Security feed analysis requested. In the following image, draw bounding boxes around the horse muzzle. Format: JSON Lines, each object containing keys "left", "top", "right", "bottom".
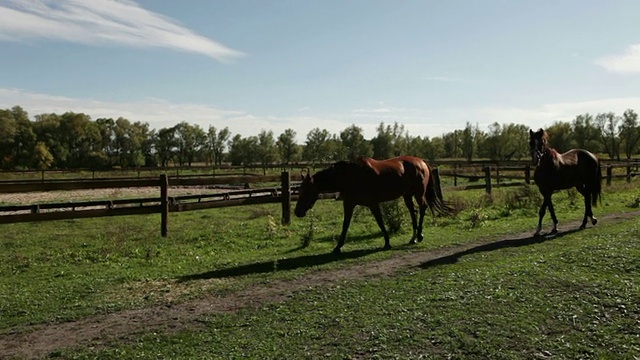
{"left": 294, "top": 208, "right": 307, "bottom": 218}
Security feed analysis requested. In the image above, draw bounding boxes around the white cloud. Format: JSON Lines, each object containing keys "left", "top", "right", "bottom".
{"left": 595, "top": 44, "right": 640, "bottom": 74}
{"left": 0, "top": 0, "right": 244, "bottom": 62}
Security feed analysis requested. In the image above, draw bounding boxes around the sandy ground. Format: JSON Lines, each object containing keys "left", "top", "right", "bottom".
{"left": 0, "top": 187, "right": 208, "bottom": 205}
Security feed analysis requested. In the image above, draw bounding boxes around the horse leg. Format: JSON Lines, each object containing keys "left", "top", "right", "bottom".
{"left": 579, "top": 189, "right": 590, "bottom": 229}
{"left": 547, "top": 195, "right": 559, "bottom": 234}
{"left": 416, "top": 203, "right": 427, "bottom": 243}
{"left": 534, "top": 197, "right": 547, "bottom": 237}
{"left": 334, "top": 201, "right": 355, "bottom": 254}
{"left": 369, "top": 203, "right": 391, "bottom": 250}
{"left": 403, "top": 195, "right": 418, "bottom": 244}
{"left": 580, "top": 187, "right": 598, "bottom": 228}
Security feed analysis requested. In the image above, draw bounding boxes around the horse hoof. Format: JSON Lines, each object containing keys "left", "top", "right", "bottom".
{"left": 332, "top": 247, "right": 341, "bottom": 255}
{"left": 383, "top": 244, "right": 392, "bottom": 250}
{"left": 592, "top": 218, "right": 598, "bottom": 226}
{"left": 408, "top": 239, "right": 416, "bottom": 245}
{"left": 417, "top": 235, "right": 424, "bottom": 243}
{"left": 579, "top": 225, "right": 586, "bottom": 230}
{"left": 550, "top": 229, "right": 558, "bottom": 234}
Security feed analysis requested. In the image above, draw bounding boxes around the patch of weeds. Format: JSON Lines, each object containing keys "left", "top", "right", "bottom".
{"left": 380, "top": 199, "right": 406, "bottom": 234}
{"left": 248, "top": 207, "right": 273, "bottom": 220}
{"left": 502, "top": 185, "right": 541, "bottom": 211}
{"left": 265, "top": 215, "right": 279, "bottom": 239}
{"left": 467, "top": 209, "right": 488, "bottom": 228}
{"left": 627, "top": 194, "right": 640, "bottom": 208}
{"left": 566, "top": 188, "right": 579, "bottom": 208}
{"left": 300, "top": 212, "right": 317, "bottom": 248}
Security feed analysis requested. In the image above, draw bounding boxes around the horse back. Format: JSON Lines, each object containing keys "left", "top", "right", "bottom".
{"left": 535, "top": 148, "right": 599, "bottom": 190}
{"left": 350, "top": 156, "right": 430, "bottom": 203}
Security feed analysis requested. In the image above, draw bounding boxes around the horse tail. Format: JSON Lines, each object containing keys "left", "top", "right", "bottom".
{"left": 592, "top": 160, "right": 602, "bottom": 207}
{"left": 426, "top": 164, "right": 454, "bottom": 217}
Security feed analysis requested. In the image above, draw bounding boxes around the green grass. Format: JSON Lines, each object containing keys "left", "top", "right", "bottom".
{"left": 1, "top": 180, "right": 639, "bottom": 358}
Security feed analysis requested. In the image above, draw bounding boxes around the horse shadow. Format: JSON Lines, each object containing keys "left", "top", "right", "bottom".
{"left": 418, "top": 228, "right": 582, "bottom": 270}
{"left": 178, "top": 247, "right": 381, "bottom": 282}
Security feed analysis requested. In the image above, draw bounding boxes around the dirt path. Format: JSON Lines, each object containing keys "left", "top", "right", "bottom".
{"left": 1, "top": 210, "right": 638, "bottom": 359}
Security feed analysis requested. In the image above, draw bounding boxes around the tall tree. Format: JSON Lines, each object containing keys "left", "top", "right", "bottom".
{"left": 155, "top": 127, "right": 176, "bottom": 167}
{"left": 303, "top": 128, "right": 333, "bottom": 164}
{"left": 257, "top": 130, "right": 278, "bottom": 166}
{"left": 206, "top": 126, "right": 231, "bottom": 166}
{"left": 546, "top": 121, "right": 573, "bottom": 153}
{"left": 596, "top": 112, "right": 621, "bottom": 160}
{"left": 276, "top": 129, "right": 300, "bottom": 164}
{"left": 339, "top": 124, "right": 372, "bottom": 161}
{"left": 619, "top": 109, "right": 640, "bottom": 159}
{"left": 571, "top": 113, "right": 601, "bottom": 153}
{"left": 0, "top": 108, "right": 17, "bottom": 168}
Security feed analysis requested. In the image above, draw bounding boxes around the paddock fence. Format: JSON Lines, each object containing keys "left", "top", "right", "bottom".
{"left": 0, "top": 160, "right": 637, "bottom": 235}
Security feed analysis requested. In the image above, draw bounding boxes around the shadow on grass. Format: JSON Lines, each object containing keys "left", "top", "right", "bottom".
{"left": 418, "top": 228, "right": 583, "bottom": 269}
{"left": 178, "top": 247, "right": 382, "bottom": 282}
{"left": 285, "top": 231, "right": 394, "bottom": 253}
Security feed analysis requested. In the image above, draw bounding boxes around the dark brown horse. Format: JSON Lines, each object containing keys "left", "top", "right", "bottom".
{"left": 529, "top": 129, "right": 601, "bottom": 236}
{"left": 294, "top": 156, "right": 452, "bottom": 254}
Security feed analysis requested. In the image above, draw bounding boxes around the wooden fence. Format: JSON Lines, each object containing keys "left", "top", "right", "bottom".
{"left": 0, "top": 172, "right": 340, "bottom": 236}
{"left": 0, "top": 161, "right": 636, "bottom": 235}
{"left": 439, "top": 162, "right": 638, "bottom": 194}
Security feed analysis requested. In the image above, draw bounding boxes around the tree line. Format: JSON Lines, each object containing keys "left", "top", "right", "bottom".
{"left": 0, "top": 105, "right": 638, "bottom": 170}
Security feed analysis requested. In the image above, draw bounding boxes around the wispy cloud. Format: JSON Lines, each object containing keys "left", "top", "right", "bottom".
{"left": 595, "top": 44, "right": 640, "bottom": 74}
{"left": 0, "top": 0, "right": 245, "bottom": 62}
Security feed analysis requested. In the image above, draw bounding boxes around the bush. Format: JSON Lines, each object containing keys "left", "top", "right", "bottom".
{"left": 380, "top": 198, "right": 407, "bottom": 234}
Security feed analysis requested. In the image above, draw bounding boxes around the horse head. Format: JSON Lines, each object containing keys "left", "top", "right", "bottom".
{"left": 529, "top": 128, "right": 548, "bottom": 166}
{"left": 294, "top": 173, "right": 319, "bottom": 218}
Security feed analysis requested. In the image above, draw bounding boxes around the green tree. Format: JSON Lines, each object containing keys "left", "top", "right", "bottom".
{"left": 227, "top": 134, "right": 259, "bottom": 166}
{"left": 571, "top": 113, "right": 601, "bottom": 153}
{"left": 276, "top": 129, "right": 300, "bottom": 164}
{"left": 257, "top": 130, "right": 278, "bottom": 166}
{"left": 0, "top": 108, "right": 17, "bottom": 168}
{"left": 155, "top": 127, "right": 176, "bottom": 167}
{"left": 205, "top": 126, "right": 231, "bottom": 166}
{"left": 303, "top": 128, "right": 333, "bottom": 164}
{"left": 546, "top": 121, "right": 573, "bottom": 152}
{"left": 596, "top": 112, "right": 621, "bottom": 160}
{"left": 461, "top": 122, "right": 480, "bottom": 162}
{"left": 618, "top": 109, "right": 640, "bottom": 159}
{"left": 339, "top": 125, "right": 372, "bottom": 161}
{"left": 174, "top": 122, "right": 207, "bottom": 166}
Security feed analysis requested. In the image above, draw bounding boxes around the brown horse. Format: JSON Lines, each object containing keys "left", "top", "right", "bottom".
{"left": 529, "top": 129, "right": 601, "bottom": 236}
{"left": 294, "top": 156, "right": 452, "bottom": 254}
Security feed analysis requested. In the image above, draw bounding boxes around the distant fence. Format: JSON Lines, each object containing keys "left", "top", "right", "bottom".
{"left": 439, "top": 162, "right": 638, "bottom": 194}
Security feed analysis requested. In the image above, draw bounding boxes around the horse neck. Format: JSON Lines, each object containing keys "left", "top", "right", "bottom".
{"left": 313, "top": 169, "right": 341, "bottom": 192}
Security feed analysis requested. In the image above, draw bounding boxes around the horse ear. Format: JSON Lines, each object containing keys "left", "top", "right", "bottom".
{"left": 529, "top": 129, "right": 534, "bottom": 136}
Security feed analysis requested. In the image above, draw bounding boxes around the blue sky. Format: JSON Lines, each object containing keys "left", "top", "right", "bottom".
{"left": 1, "top": 0, "right": 639, "bottom": 141}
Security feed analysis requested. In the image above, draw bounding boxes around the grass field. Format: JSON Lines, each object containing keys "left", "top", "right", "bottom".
{"left": 1, "top": 180, "right": 639, "bottom": 359}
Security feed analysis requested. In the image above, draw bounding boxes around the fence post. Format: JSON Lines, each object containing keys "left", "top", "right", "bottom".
{"left": 484, "top": 166, "right": 492, "bottom": 194}
{"left": 627, "top": 163, "right": 632, "bottom": 183}
{"left": 453, "top": 164, "right": 458, "bottom": 187}
{"left": 160, "top": 174, "right": 169, "bottom": 237}
{"left": 525, "top": 164, "right": 531, "bottom": 184}
{"left": 606, "top": 165, "right": 612, "bottom": 186}
{"left": 281, "top": 171, "right": 291, "bottom": 225}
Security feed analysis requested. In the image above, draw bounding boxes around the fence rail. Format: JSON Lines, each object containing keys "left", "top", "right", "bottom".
{"left": 0, "top": 161, "right": 636, "bottom": 233}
